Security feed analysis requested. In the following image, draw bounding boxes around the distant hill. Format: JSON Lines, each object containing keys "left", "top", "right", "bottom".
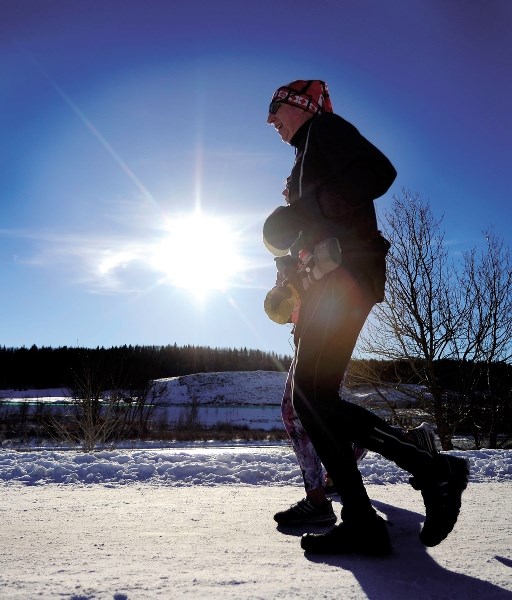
{"left": 152, "top": 371, "right": 288, "bottom": 406}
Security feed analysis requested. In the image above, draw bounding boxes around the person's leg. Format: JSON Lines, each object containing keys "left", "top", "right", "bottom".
{"left": 291, "top": 269, "right": 377, "bottom": 520}
{"left": 274, "top": 360, "right": 336, "bottom": 525}
{"left": 293, "top": 293, "right": 393, "bottom": 554}
{"left": 291, "top": 269, "right": 468, "bottom": 552}
{"left": 281, "top": 359, "right": 325, "bottom": 495}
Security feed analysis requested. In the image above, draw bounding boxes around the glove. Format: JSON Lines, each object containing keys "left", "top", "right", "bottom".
{"left": 264, "top": 283, "right": 301, "bottom": 324}
{"left": 304, "top": 238, "right": 342, "bottom": 284}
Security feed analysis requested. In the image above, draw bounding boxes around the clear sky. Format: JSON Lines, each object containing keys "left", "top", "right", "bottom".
{"left": 1, "top": 0, "right": 511, "bottom": 357}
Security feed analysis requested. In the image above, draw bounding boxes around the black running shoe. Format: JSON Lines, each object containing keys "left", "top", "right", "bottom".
{"left": 301, "top": 514, "right": 392, "bottom": 556}
{"left": 274, "top": 498, "right": 337, "bottom": 526}
{"left": 409, "top": 422, "right": 438, "bottom": 454}
{"left": 411, "top": 454, "right": 470, "bottom": 547}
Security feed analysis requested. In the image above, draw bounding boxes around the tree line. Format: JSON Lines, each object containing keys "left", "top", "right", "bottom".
{"left": 0, "top": 344, "right": 292, "bottom": 391}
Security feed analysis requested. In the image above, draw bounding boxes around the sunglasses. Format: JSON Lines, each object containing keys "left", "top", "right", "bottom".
{"left": 268, "top": 100, "right": 283, "bottom": 115}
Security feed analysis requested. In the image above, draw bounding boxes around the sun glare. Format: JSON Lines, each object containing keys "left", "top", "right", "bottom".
{"left": 151, "top": 211, "right": 244, "bottom": 297}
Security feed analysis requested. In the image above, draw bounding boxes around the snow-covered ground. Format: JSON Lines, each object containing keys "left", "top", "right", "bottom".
{"left": 0, "top": 444, "right": 510, "bottom": 487}
{"left": 1, "top": 444, "right": 511, "bottom": 599}
{"left": 1, "top": 372, "right": 511, "bottom": 599}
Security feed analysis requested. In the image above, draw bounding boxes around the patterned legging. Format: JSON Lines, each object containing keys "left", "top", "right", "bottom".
{"left": 281, "top": 358, "right": 325, "bottom": 492}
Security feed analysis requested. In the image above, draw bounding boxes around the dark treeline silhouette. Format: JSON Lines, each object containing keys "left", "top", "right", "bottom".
{"left": 0, "top": 344, "right": 292, "bottom": 390}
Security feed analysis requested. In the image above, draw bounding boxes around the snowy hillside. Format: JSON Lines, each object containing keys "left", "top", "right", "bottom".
{"left": 0, "top": 371, "right": 288, "bottom": 406}
{"left": 151, "top": 370, "right": 287, "bottom": 405}
{"left": 0, "top": 370, "right": 427, "bottom": 407}
{"left": 150, "top": 371, "right": 428, "bottom": 409}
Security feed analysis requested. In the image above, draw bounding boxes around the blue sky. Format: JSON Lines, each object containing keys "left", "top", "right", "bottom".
{"left": 1, "top": 0, "right": 511, "bottom": 357}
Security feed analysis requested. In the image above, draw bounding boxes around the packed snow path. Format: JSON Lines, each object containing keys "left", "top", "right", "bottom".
{"left": 1, "top": 483, "right": 511, "bottom": 600}
{"left": 1, "top": 445, "right": 511, "bottom": 599}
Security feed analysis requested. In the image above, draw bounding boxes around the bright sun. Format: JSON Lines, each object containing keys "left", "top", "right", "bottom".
{"left": 151, "top": 211, "right": 244, "bottom": 296}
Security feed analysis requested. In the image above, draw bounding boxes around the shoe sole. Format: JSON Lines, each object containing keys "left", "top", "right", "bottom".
{"left": 301, "top": 522, "right": 392, "bottom": 556}
{"left": 275, "top": 515, "right": 337, "bottom": 526}
{"left": 301, "top": 538, "right": 392, "bottom": 556}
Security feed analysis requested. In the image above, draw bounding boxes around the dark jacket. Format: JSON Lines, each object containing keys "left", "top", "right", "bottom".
{"left": 264, "top": 112, "right": 397, "bottom": 301}
{"left": 264, "top": 113, "right": 396, "bottom": 252}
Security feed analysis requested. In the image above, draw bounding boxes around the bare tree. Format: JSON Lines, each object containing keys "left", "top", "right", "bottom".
{"left": 362, "top": 190, "right": 464, "bottom": 447}
{"left": 362, "top": 190, "right": 512, "bottom": 449}
{"left": 453, "top": 231, "right": 512, "bottom": 447}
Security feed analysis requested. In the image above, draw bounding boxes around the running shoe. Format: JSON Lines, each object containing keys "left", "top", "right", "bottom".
{"left": 274, "top": 497, "right": 337, "bottom": 526}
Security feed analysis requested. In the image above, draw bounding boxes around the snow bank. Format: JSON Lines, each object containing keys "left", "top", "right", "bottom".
{"left": 1, "top": 444, "right": 510, "bottom": 487}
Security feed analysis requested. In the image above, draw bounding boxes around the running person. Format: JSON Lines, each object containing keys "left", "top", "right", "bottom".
{"left": 263, "top": 80, "right": 469, "bottom": 555}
